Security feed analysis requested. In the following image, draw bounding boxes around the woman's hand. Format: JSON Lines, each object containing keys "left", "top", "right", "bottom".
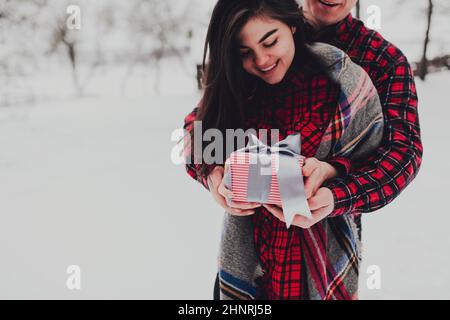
{"left": 263, "top": 187, "right": 335, "bottom": 229}
{"left": 207, "top": 163, "right": 261, "bottom": 216}
{"left": 302, "top": 157, "right": 338, "bottom": 199}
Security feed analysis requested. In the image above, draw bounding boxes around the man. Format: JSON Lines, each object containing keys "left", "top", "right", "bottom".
{"left": 288, "top": 0, "right": 423, "bottom": 221}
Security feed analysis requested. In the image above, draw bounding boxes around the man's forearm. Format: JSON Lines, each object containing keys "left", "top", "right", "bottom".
{"left": 325, "top": 61, "right": 423, "bottom": 216}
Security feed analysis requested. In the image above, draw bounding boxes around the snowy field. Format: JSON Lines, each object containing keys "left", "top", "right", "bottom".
{"left": 1, "top": 70, "right": 449, "bottom": 299}
{"left": 1, "top": 0, "right": 450, "bottom": 300}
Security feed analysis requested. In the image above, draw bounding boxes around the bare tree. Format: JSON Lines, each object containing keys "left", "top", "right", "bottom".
{"left": 418, "top": 0, "right": 434, "bottom": 80}
{"left": 44, "top": 1, "right": 106, "bottom": 96}
{"left": 395, "top": 0, "right": 450, "bottom": 80}
{"left": 355, "top": 0, "right": 361, "bottom": 19}
{"left": 0, "top": 0, "right": 49, "bottom": 106}
{"left": 122, "top": 0, "right": 197, "bottom": 95}
{"left": 48, "top": 16, "right": 83, "bottom": 94}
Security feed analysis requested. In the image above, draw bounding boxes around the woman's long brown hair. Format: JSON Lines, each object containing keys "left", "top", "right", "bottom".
{"left": 191, "top": 0, "right": 327, "bottom": 179}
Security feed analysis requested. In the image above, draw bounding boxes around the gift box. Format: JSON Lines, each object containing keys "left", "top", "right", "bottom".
{"left": 223, "top": 133, "right": 312, "bottom": 228}
{"left": 228, "top": 152, "right": 305, "bottom": 207}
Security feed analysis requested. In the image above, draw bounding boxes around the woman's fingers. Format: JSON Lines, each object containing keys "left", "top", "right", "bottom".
{"left": 210, "top": 159, "right": 257, "bottom": 216}
{"left": 224, "top": 158, "right": 231, "bottom": 173}
{"left": 291, "top": 215, "right": 314, "bottom": 229}
{"left": 207, "top": 167, "right": 224, "bottom": 191}
{"left": 225, "top": 203, "right": 255, "bottom": 216}
{"left": 293, "top": 207, "right": 329, "bottom": 228}
{"left": 310, "top": 206, "right": 331, "bottom": 220}
{"left": 215, "top": 186, "right": 256, "bottom": 216}
{"left": 217, "top": 170, "right": 261, "bottom": 209}
{"left": 228, "top": 201, "right": 261, "bottom": 209}
{"left": 304, "top": 167, "right": 323, "bottom": 199}
{"left": 217, "top": 179, "right": 233, "bottom": 199}
{"left": 213, "top": 191, "right": 253, "bottom": 215}
{"left": 211, "top": 187, "right": 230, "bottom": 208}
{"left": 307, "top": 188, "right": 332, "bottom": 211}
{"left": 303, "top": 158, "right": 320, "bottom": 199}
{"left": 308, "top": 194, "right": 326, "bottom": 211}
{"left": 206, "top": 165, "right": 256, "bottom": 217}
{"left": 228, "top": 208, "right": 255, "bottom": 216}
{"left": 302, "top": 157, "right": 319, "bottom": 177}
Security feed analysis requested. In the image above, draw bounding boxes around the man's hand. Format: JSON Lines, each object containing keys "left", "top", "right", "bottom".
{"left": 263, "top": 187, "right": 335, "bottom": 229}
{"left": 207, "top": 164, "right": 261, "bottom": 216}
{"left": 302, "top": 157, "right": 337, "bottom": 199}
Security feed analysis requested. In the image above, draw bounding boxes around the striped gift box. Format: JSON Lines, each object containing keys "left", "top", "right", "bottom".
{"left": 229, "top": 151, "right": 305, "bottom": 206}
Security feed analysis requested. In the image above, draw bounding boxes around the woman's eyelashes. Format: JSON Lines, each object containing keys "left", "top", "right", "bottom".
{"left": 263, "top": 38, "right": 278, "bottom": 48}
{"left": 239, "top": 39, "right": 278, "bottom": 57}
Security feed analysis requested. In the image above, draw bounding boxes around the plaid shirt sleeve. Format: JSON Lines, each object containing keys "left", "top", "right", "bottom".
{"left": 183, "top": 107, "right": 217, "bottom": 191}
{"left": 324, "top": 59, "right": 423, "bottom": 217}
{"left": 326, "top": 156, "right": 353, "bottom": 177}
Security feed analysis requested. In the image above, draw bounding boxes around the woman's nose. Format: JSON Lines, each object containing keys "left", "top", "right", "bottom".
{"left": 254, "top": 52, "right": 269, "bottom": 67}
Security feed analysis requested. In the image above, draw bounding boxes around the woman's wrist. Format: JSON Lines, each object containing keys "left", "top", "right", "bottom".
{"left": 325, "top": 162, "right": 338, "bottom": 180}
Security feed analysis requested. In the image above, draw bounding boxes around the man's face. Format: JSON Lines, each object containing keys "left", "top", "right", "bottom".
{"left": 303, "top": 0, "right": 357, "bottom": 28}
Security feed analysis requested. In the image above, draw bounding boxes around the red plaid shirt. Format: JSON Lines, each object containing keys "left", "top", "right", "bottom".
{"left": 312, "top": 14, "right": 423, "bottom": 217}
{"left": 183, "top": 14, "right": 422, "bottom": 299}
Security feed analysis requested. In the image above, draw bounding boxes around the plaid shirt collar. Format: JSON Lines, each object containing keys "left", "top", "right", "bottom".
{"left": 304, "top": 13, "right": 355, "bottom": 44}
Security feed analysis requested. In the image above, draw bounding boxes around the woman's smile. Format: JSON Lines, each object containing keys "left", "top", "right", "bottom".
{"left": 258, "top": 59, "right": 280, "bottom": 74}
{"left": 317, "top": 0, "right": 342, "bottom": 8}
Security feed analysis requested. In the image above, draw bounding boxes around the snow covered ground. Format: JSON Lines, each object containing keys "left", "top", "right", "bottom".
{"left": 1, "top": 70, "right": 449, "bottom": 299}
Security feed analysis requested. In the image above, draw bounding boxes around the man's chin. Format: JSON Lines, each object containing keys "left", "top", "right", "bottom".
{"left": 315, "top": 14, "right": 342, "bottom": 27}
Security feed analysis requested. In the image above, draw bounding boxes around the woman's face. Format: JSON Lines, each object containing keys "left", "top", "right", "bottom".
{"left": 303, "top": 0, "right": 357, "bottom": 29}
{"left": 237, "top": 16, "right": 296, "bottom": 85}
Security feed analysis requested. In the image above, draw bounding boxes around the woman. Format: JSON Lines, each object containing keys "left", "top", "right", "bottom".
{"left": 183, "top": 0, "right": 383, "bottom": 299}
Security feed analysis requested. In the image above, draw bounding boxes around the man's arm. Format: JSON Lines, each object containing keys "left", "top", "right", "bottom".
{"left": 324, "top": 59, "right": 423, "bottom": 216}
